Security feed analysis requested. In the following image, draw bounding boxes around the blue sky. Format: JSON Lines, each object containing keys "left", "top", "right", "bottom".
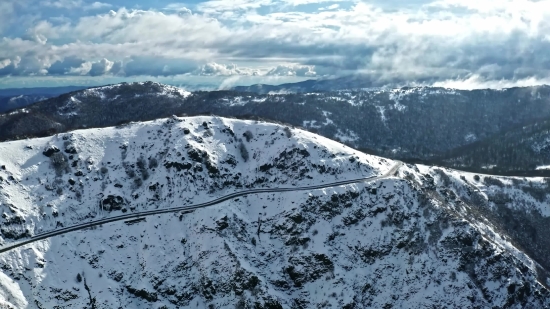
{"left": 1, "top": 0, "right": 550, "bottom": 89}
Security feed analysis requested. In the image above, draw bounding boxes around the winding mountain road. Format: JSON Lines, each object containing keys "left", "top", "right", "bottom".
{"left": 0, "top": 162, "right": 402, "bottom": 254}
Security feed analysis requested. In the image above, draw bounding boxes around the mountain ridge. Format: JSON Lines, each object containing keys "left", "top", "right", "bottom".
{"left": 2, "top": 81, "right": 550, "bottom": 174}
{"left": 0, "top": 116, "right": 549, "bottom": 308}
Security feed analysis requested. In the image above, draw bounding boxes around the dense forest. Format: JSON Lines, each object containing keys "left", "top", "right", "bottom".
{"left": 433, "top": 117, "right": 550, "bottom": 176}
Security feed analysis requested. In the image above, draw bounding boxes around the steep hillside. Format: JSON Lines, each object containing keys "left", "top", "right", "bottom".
{"left": 2, "top": 82, "right": 550, "bottom": 164}
{"left": 436, "top": 117, "right": 550, "bottom": 175}
{"left": 0, "top": 117, "right": 549, "bottom": 308}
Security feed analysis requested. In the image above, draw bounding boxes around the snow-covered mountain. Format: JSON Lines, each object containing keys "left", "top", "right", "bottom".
{"left": 0, "top": 116, "right": 549, "bottom": 308}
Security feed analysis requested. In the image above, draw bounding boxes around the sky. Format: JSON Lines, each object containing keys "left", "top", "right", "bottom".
{"left": 1, "top": 0, "right": 550, "bottom": 89}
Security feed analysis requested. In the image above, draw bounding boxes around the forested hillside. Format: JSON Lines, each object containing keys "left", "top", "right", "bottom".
{"left": 2, "top": 82, "right": 550, "bottom": 174}
{"left": 436, "top": 117, "right": 550, "bottom": 175}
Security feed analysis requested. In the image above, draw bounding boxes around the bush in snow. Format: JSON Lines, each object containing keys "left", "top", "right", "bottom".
{"left": 125, "top": 167, "right": 136, "bottom": 178}
{"left": 50, "top": 152, "right": 70, "bottom": 176}
{"left": 148, "top": 157, "right": 158, "bottom": 169}
{"left": 136, "top": 156, "right": 150, "bottom": 180}
{"left": 239, "top": 142, "right": 249, "bottom": 162}
{"left": 243, "top": 130, "right": 254, "bottom": 142}
{"left": 284, "top": 127, "right": 292, "bottom": 138}
{"left": 484, "top": 176, "right": 504, "bottom": 188}
{"left": 136, "top": 156, "right": 146, "bottom": 170}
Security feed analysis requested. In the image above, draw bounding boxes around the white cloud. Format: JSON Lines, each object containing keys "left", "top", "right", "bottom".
{"left": 194, "top": 62, "right": 260, "bottom": 76}
{"left": 0, "top": 59, "right": 12, "bottom": 70}
{"left": 266, "top": 64, "right": 316, "bottom": 77}
{"left": 40, "top": 0, "right": 111, "bottom": 10}
{"left": 432, "top": 74, "right": 550, "bottom": 90}
{"left": 281, "top": 0, "right": 345, "bottom": 6}
{"left": 40, "top": 0, "right": 84, "bottom": 9}
{"left": 164, "top": 3, "right": 193, "bottom": 15}
{"left": 196, "top": 0, "right": 274, "bottom": 14}
{"left": 319, "top": 4, "right": 340, "bottom": 10}
{"left": 67, "top": 61, "right": 92, "bottom": 75}
{"left": 0, "top": 0, "right": 549, "bottom": 88}
{"left": 89, "top": 58, "right": 114, "bottom": 76}
{"left": 85, "top": 2, "right": 112, "bottom": 10}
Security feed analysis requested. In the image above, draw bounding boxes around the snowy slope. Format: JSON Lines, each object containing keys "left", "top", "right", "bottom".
{"left": 0, "top": 117, "right": 548, "bottom": 308}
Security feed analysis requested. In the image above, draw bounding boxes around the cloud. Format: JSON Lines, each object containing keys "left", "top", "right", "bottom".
{"left": 122, "top": 57, "right": 196, "bottom": 77}
{"left": 89, "top": 58, "right": 114, "bottom": 76}
{"left": 431, "top": 74, "right": 550, "bottom": 90}
{"left": 85, "top": 2, "right": 112, "bottom": 10}
{"left": 48, "top": 56, "right": 86, "bottom": 75}
{"left": 319, "top": 4, "right": 340, "bottom": 10}
{"left": 281, "top": 0, "right": 345, "bottom": 6}
{"left": 67, "top": 61, "right": 92, "bottom": 75}
{"left": 1, "top": 0, "right": 550, "bottom": 88}
{"left": 40, "top": 0, "right": 112, "bottom": 10}
{"left": 164, "top": 3, "right": 193, "bottom": 15}
{"left": 0, "top": 58, "right": 18, "bottom": 76}
{"left": 194, "top": 62, "right": 260, "bottom": 76}
{"left": 0, "top": 0, "right": 34, "bottom": 35}
{"left": 266, "top": 64, "right": 316, "bottom": 77}
{"left": 0, "top": 2, "right": 15, "bottom": 34}
{"left": 0, "top": 54, "right": 54, "bottom": 77}
{"left": 196, "top": 0, "right": 274, "bottom": 14}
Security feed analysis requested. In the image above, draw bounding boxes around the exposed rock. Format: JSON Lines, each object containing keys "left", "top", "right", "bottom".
{"left": 42, "top": 145, "right": 60, "bottom": 157}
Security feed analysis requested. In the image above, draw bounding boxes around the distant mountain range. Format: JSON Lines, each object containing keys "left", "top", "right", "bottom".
{"left": 0, "top": 86, "right": 87, "bottom": 113}
{"left": 2, "top": 81, "right": 550, "bottom": 175}
{"left": 231, "top": 75, "right": 381, "bottom": 94}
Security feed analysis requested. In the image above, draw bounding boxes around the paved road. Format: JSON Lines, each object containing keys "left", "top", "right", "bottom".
{"left": 0, "top": 162, "right": 402, "bottom": 254}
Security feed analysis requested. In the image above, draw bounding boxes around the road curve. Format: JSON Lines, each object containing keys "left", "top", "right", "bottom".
{"left": 0, "top": 162, "right": 402, "bottom": 254}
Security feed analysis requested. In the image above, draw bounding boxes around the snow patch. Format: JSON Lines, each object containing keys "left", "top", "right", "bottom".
{"left": 322, "top": 111, "right": 334, "bottom": 126}
{"left": 376, "top": 106, "right": 387, "bottom": 124}
{"left": 335, "top": 129, "right": 359, "bottom": 143}
{"left": 465, "top": 133, "right": 477, "bottom": 142}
